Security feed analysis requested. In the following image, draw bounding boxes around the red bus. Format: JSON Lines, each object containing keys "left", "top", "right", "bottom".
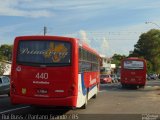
{"left": 120, "top": 57, "right": 146, "bottom": 88}
{"left": 10, "top": 36, "right": 100, "bottom": 109}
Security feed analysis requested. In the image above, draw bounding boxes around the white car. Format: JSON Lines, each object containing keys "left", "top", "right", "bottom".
{"left": 0, "top": 76, "right": 10, "bottom": 96}
{"left": 111, "top": 74, "right": 118, "bottom": 83}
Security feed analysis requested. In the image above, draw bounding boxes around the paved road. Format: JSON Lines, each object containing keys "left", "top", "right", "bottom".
{"left": 0, "top": 80, "right": 160, "bottom": 120}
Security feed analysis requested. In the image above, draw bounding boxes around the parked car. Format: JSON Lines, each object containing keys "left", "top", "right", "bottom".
{"left": 100, "top": 74, "right": 112, "bottom": 84}
{"left": 110, "top": 74, "right": 118, "bottom": 83}
{"left": 117, "top": 74, "right": 121, "bottom": 82}
{"left": 147, "top": 74, "right": 158, "bottom": 80}
{"left": 0, "top": 76, "right": 10, "bottom": 96}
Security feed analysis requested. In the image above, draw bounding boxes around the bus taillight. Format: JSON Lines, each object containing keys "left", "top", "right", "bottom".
{"left": 11, "top": 83, "right": 16, "bottom": 94}
{"left": 68, "top": 84, "right": 76, "bottom": 96}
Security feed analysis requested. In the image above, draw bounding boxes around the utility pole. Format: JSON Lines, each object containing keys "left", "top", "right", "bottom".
{"left": 44, "top": 26, "right": 47, "bottom": 35}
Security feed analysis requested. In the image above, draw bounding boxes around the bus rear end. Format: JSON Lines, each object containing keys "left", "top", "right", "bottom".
{"left": 120, "top": 58, "right": 146, "bottom": 87}
{"left": 10, "top": 36, "right": 78, "bottom": 107}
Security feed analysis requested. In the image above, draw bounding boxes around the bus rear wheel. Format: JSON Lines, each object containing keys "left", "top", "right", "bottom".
{"left": 81, "top": 94, "right": 88, "bottom": 109}
{"left": 92, "top": 85, "right": 98, "bottom": 99}
{"left": 139, "top": 85, "right": 145, "bottom": 88}
{"left": 122, "top": 84, "right": 126, "bottom": 88}
{"left": 92, "top": 92, "right": 97, "bottom": 99}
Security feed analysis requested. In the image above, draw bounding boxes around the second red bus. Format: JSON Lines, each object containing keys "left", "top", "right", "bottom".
{"left": 120, "top": 57, "right": 146, "bottom": 88}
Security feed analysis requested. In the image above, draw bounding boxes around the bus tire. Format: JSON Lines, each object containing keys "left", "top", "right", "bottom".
{"left": 92, "top": 85, "right": 98, "bottom": 99}
{"left": 122, "top": 84, "right": 125, "bottom": 88}
{"left": 71, "top": 107, "right": 76, "bottom": 110}
{"left": 92, "top": 94, "right": 97, "bottom": 99}
{"left": 81, "top": 94, "right": 88, "bottom": 109}
{"left": 139, "top": 85, "right": 145, "bottom": 88}
{"left": 31, "top": 105, "right": 43, "bottom": 110}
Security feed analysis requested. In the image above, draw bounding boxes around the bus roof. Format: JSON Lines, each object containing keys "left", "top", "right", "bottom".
{"left": 123, "top": 57, "right": 146, "bottom": 61}
{"left": 15, "top": 35, "right": 77, "bottom": 41}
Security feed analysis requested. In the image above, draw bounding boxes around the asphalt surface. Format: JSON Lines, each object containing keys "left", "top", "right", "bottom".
{"left": 0, "top": 80, "right": 160, "bottom": 120}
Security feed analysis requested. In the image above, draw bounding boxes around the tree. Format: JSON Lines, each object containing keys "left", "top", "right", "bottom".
{"left": 0, "top": 44, "right": 13, "bottom": 61}
{"left": 147, "top": 60, "right": 153, "bottom": 73}
{"left": 132, "top": 29, "right": 160, "bottom": 73}
{"left": 0, "top": 62, "right": 5, "bottom": 75}
{"left": 111, "top": 54, "right": 127, "bottom": 67}
{"left": 0, "top": 44, "right": 13, "bottom": 75}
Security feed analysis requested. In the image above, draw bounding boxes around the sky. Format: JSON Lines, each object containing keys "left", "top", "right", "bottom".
{"left": 0, "top": 0, "right": 160, "bottom": 57}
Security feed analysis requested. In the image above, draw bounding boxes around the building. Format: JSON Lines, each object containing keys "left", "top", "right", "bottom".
{"left": 100, "top": 54, "right": 111, "bottom": 74}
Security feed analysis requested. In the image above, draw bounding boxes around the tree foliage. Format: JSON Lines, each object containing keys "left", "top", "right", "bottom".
{"left": 131, "top": 29, "right": 160, "bottom": 73}
{"left": 0, "top": 62, "right": 5, "bottom": 75}
{"left": 0, "top": 44, "right": 13, "bottom": 61}
{"left": 111, "top": 54, "right": 127, "bottom": 67}
{"left": 0, "top": 44, "right": 13, "bottom": 75}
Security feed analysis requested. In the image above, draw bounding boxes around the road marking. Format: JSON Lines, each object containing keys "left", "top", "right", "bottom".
{"left": 0, "top": 106, "right": 30, "bottom": 114}
{"left": 0, "top": 95, "right": 8, "bottom": 97}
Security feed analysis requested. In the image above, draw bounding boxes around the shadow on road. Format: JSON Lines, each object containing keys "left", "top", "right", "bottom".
{"left": 0, "top": 106, "right": 71, "bottom": 120}
{"left": 100, "top": 81, "right": 160, "bottom": 92}
{"left": 10, "top": 106, "right": 71, "bottom": 115}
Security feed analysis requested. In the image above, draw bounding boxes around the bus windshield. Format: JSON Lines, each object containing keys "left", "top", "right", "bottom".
{"left": 17, "top": 40, "right": 71, "bottom": 66}
{"left": 123, "top": 60, "right": 144, "bottom": 70}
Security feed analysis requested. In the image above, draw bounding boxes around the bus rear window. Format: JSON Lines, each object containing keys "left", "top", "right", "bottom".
{"left": 17, "top": 40, "right": 71, "bottom": 66}
{"left": 123, "top": 60, "right": 144, "bottom": 69}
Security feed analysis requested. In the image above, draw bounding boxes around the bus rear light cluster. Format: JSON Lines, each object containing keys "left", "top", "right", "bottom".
{"left": 68, "top": 84, "right": 76, "bottom": 96}
{"left": 11, "top": 83, "right": 16, "bottom": 94}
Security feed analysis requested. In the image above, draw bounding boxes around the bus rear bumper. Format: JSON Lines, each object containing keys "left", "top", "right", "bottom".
{"left": 121, "top": 81, "right": 145, "bottom": 85}
{"left": 11, "top": 95, "right": 77, "bottom": 107}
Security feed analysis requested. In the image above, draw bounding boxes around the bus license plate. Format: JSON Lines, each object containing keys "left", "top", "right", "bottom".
{"left": 131, "top": 78, "right": 135, "bottom": 81}
{"left": 37, "top": 89, "right": 48, "bottom": 94}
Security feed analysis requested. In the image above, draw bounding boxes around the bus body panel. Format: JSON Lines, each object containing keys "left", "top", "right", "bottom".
{"left": 120, "top": 57, "right": 146, "bottom": 86}
{"left": 11, "top": 36, "right": 99, "bottom": 108}
{"left": 12, "top": 66, "right": 73, "bottom": 98}
{"left": 76, "top": 73, "right": 99, "bottom": 107}
{"left": 11, "top": 95, "right": 77, "bottom": 107}
{"left": 121, "top": 69, "right": 146, "bottom": 85}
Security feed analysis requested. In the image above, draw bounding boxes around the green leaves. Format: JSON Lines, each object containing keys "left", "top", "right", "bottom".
{"left": 0, "top": 44, "right": 13, "bottom": 61}
{"left": 0, "top": 62, "right": 5, "bottom": 75}
{"left": 111, "top": 54, "right": 126, "bottom": 67}
{"left": 132, "top": 29, "right": 160, "bottom": 73}
{"left": 0, "top": 44, "right": 13, "bottom": 75}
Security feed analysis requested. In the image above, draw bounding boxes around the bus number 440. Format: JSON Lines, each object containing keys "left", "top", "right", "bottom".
{"left": 35, "top": 73, "right": 48, "bottom": 80}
